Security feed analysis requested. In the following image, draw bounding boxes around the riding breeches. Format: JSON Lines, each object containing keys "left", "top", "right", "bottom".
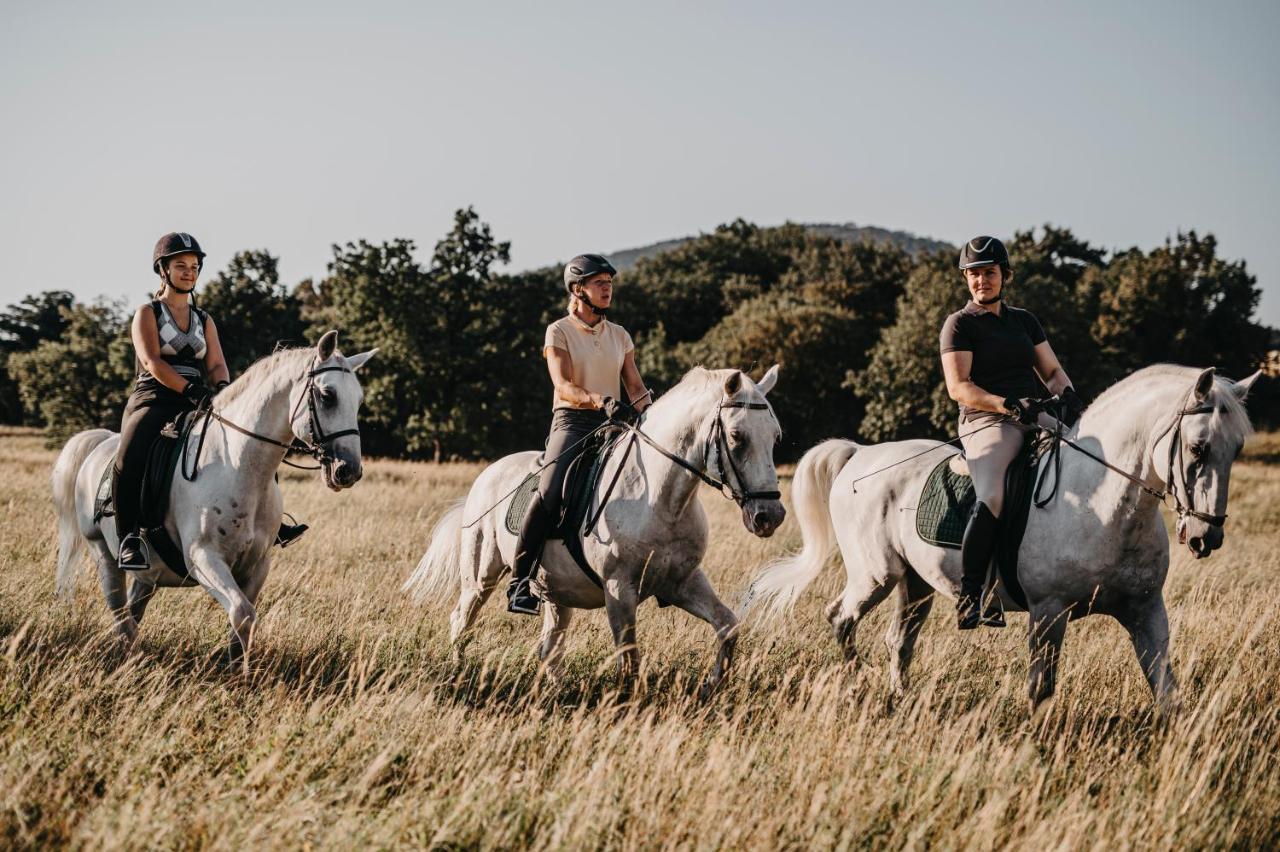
{"left": 112, "top": 389, "right": 192, "bottom": 537}
{"left": 958, "top": 411, "right": 1061, "bottom": 518}
{"left": 537, "top": 408, "right": 607, "bottom": 520}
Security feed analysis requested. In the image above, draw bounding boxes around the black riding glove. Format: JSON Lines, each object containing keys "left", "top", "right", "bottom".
{"left": 1058, "top": 387, "right": 1085, "bottom": 427}
{"left": 1003, "top": 396, "right": 1043, "bottom": 425}
{"left": 601, "top": 396, "right": 639, "bottom": 425}
{"left": 183, "top": 381, "right": 212, "bottom": 409}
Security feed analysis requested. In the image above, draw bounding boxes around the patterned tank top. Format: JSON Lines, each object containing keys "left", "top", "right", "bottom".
{"left": 135, "top": 300, "right": 209, "bottom": 386}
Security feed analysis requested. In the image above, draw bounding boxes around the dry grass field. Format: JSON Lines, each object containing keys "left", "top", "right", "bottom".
{"left": 1, "top": 426, "right": 1279, "bottom": 849}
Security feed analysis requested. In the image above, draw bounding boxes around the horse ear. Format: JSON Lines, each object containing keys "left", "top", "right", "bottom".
{"left": 1232, "top": 369, "right": 1262, "bottom": 400}
{"left": 317, "top": 330, "right": 338, "bottom": 361}
{"left": 757, "top": 364, "right": 780, "bottom": 396}
{"left": 723, "top": 370, "right": 742, "bottom": 397}
{"left": 346, "top": 348, "right": 378, "bottom": 372}
{"left": 1193, "top": 367, "right": 1216, "bottom": 403}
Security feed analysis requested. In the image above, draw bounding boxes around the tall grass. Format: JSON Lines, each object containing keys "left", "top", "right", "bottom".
{"left": 1, "top": 426, "right": 1277, "bottom": 849}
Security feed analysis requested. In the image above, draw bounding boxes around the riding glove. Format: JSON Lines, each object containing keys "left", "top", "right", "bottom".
{"left": 1058, "top": 387, "right": 1085, "bottom": 427}
{"left": 1003, "top": 396, "right": 1043, "bottom": 425}
{"left": 602, "top": 396, "right": 639, "bottom": 425}
{"left": 183, "top": 381, "right": 213, "bottom": 409}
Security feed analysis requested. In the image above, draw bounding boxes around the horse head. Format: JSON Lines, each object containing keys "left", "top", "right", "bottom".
{"left": 289, "top": 330, "right": 378, "bottom": 491}
{"left": 715, "top": 365, "right": 786, "bottom": 538}
{"left": 1162, "top": 367, "right": 1259, "bottom": 559}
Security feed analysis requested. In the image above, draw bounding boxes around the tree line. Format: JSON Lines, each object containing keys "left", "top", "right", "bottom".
{"left": 2, "top": 209, "right": 1275, "bottom": 459}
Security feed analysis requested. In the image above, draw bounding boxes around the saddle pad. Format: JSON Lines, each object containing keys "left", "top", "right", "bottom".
{"left": 915, "top": 456, "right": 976, "bottom": 549}
{"left": 505, "top": 473, "right": 540, "bottom": 536}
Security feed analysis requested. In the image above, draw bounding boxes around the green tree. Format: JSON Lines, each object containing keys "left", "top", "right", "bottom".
{"left": 198, "top": 250, "right": 306, "bottom": 375}
{"left": 8, "top": 300, "right": 133, "bottom": 444}
{"left": 0, "top": 291, "right": 75, "bottom": 423}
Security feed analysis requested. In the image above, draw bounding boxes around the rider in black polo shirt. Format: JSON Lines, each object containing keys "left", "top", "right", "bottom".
{"left": 939, "top": 236, "right": 1085, "bottom": 630}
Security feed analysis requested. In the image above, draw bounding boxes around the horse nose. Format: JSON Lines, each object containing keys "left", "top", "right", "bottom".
{"left": 333, "top": 458, "right": 362, "bottom": 487}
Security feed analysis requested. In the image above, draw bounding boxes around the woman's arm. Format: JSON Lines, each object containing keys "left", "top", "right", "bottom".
{"left": 546, "top": 346, "right": 602, "bottom": 408}
{"left": 620, "top": 351, "right": 650, "bottom": 411}
{"left": 203, "top": 315, "right": 230, "bottom": 387}
{"left": 1032, "top": 341, "right": 1072, "bottom": 395}
{"left": 941, "top": 350, "right": 1011, "bottom": 415}
{"left": 132, "top": 306, "right": 190, "bottom": 394}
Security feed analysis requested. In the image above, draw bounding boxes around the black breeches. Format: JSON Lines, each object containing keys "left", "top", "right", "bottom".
{"left": 536, "top": 408, "right": 607, "bottom": 519}
{"left": 112, "top": 391, "right": 190, "bottom": 536}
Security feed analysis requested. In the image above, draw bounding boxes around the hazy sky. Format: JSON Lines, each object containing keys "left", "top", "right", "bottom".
{"left": 3, "top": 1, "right": 1278, "bottom": 328}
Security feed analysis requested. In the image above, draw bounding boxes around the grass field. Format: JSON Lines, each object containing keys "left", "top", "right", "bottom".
{"left": 1, "top": 426, "right": 1278, "bottom": 849}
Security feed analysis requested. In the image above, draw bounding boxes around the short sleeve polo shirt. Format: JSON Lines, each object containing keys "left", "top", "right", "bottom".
{"left": 544, "top": 314, "right": 634, "bottom": 410}
{"left": 939, "top": 302, "right": 1047, "bottom": 420}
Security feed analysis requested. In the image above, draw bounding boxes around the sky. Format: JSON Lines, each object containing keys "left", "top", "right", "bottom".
{"left": 2, "top": 0, "right": 1278, "bottom": 328}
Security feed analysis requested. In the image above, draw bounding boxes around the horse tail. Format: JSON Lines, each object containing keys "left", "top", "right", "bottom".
{"left": 744, "top": 438, "right": 859, "bottom": 620}
{"left": 403, "top": 500, "right": 465, "bottom": 602}
{"left": 53, "top": 429, "right": 113, "bottom": 599}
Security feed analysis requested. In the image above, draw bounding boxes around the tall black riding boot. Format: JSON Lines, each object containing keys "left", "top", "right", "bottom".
{"left": 957, "top": 502, "right": 999, "bottom": 630}
{"left": 111, "top": 465, "right": 149, "bottom": 570}
{"left": 508, "top": 494, "right": 552, "bottom": 616}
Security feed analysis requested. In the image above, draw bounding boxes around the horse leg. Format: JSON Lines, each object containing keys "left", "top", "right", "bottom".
{"left": 1120, "top": 596, "right": 1178, "bottom": 716}
{"left": 603, "top": 578, "right": 641, "bottom": 696}
{"left": 226, "top": 555, "right": 270, "bottom": 663}
{"left": 91, "top": 540, "right": 137, "bottom": 647}
{"left": 188, "top": 545, "right": 256, "bottom": 671}
{"left": 826, "top": 567, "right": 897, "bottom": 664}
{"left": 448, "top": 522, "right": 503, "bottom": 665}
{"left": 884, "top": 568, "right": 934, "bottom": 696}
{"left": 538, "top": 603, "right": 574, "bottom": 685}
{"left": 661, "top": 567, "right": 739, "bottom": 701}
{"left": 1027, "top": 603, "right": 1070, "bottom": 713}
{"left": 126, "top": 577, "right": 157, "bottom": 628}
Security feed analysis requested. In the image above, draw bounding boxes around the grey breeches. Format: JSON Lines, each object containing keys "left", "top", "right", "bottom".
{"left": 958, "top": 412, "right": 1057, "bottom": 518}
{"left": 537, "top": 408, "right": 607, "bottom": 517}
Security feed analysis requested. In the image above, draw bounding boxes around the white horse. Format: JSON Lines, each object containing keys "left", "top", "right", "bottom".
{"left": 748, "top": 365, "right": 1259, "bottom": 713}
{"left": 52, "top": 331, "right": 375, "bottom": 663}
{"left": 406, "top": 367, "right": 786, "bottom": 696}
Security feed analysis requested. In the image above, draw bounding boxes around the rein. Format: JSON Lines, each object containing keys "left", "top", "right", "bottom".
{"left": 1034, "top": 403, "right": 1226, "bottom": 528}
{"left": 179, "top": 361, "right": 359, "bottom": 482}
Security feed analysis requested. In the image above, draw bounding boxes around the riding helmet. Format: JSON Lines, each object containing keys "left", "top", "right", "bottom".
{"left": 957, "top": 236, "right": 1010, "bottom": 271}
{"left": 563, "top": 253, "right": 617, "bottom": 295}
{"left": 152, "top": 232, "right": 206, "bottom": 274}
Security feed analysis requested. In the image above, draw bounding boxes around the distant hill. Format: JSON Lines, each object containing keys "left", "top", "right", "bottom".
{"left": 606, "top": 222, "right": 952, "bottom": 270}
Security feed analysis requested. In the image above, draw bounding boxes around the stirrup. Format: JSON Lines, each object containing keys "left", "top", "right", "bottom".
{"left": 118, "top": 534, "right": 150, "bottom": 571}
{"left": 956, "top": 594, "right": 981, "bottom": 631}
{"left": 506, "top": 577, "right": 541, "bottom": 616}
{"left": 980, "top": 600, "right": 1007, "bottom": 628}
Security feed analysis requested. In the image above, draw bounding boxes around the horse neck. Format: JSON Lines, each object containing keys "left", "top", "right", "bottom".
{"left": 635, "top": 389, "right": 717, "bottom": 517}
{"left": 210, "top": 359, "right": 303, "bottom": 478}
{"left": 1069, "top": 381, "right": 1182, "bottom": 523}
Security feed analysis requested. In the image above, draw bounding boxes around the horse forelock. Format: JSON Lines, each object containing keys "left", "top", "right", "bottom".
{"left": 1087, "top": 364, "right": 1254, "bottom": 445}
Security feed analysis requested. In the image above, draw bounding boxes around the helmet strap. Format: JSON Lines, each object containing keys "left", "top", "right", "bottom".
{"left": 159, "top": 260, "right": 197, "bottom": 294}
{"left": 574, "top": 287, "right": 609, "bottom": 317}
{"left": 977, "top": 292, "right": 1002, "bottom": 305}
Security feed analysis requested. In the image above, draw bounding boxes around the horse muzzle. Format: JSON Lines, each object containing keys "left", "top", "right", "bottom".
{"left": 324, "top": 456, "right": 363, "bottom": 491}
{"left": 742, "top": 499, "right": 786, "bottom": 538}
{"left": 1178, "top": 517, "right": 1223, "bottom": 559}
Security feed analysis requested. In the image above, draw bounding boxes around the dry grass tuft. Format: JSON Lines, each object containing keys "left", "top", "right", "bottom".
{"left": 1, "top": 429, "right": 1278, "bottom": 848}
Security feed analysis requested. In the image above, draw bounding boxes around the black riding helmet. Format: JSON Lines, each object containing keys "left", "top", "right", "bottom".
{"left": 563, "top": 253, "right": 616, "bottom": 294}
{"left": 152, "top": 232, "right": 206, "bottom": 275}
{"left": 957, "top": 236, "right": 1010, "bottom": 273}
{"left": 563, "top": 253, "right": 616, "bottom": 316}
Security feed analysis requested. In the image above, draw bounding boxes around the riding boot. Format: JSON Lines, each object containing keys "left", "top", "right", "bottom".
{"left": 275, "top": 519, "right": 309, "bottom": 548}
{"left": 957, "top": 502, "right": 999, "bottom": 630}
{"left": 508, "top": 494, "right": 552, "bottom": 616}
{"left": 111, "top": 465, "right": 149, "bottom": 571}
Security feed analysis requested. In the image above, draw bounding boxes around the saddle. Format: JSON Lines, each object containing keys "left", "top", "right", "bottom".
{"left": 505, "top": 425, "right": 634, "bottom": 589}
{"left": 915, "top": 433, "right": 1042, "bottom": 608}
{"left": 94, "top": 412, "right": 197, "bottom": 579}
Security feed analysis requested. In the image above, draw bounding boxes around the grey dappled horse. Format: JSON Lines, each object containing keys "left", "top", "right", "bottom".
{"left": 52, "top": 332, "right": 375, "bottom": 664}
{"left": 748, "top": 366, "right": 1259, "bottom": 713}
{"left": 406, "top": 367, "right": 786, "bottom": 697}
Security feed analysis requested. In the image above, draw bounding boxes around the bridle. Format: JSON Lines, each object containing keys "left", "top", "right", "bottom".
{"left": 181, "top": 359, "right": 360, "bottom": 481}
{"left": 630, "top": 398, "right": 782, "bottom": 506}
{"left": 1155, "top": 403, "right": 1227, "bottom": 528}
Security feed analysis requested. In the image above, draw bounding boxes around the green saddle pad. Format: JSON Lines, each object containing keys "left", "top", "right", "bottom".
{"left": 915, "top": 456, "right": 976, "bottom": 549}
{"left": 505, "top": 473, "right": 540, "bottom": 535}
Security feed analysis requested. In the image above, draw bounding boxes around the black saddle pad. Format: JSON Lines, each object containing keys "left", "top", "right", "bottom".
{"left": 94, "top": 412, "right": 195, "bottom": 578}
{"left": 916, "top": 437, "right": 1041, "bottom": 608}
{"left": 504, "top": 426, "right": 631, "bottom": 588}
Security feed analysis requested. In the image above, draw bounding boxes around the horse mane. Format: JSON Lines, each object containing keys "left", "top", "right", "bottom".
{"left": 652, "top": 367, "right": 757, "bottom": 411}
{"left": 215, "top": 348, "right": 314, "bottom": 408}
{"left": 1087, "top": 364, "right": 1254, "bottom": 444}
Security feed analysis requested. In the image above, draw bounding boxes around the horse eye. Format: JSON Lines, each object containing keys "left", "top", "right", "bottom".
{"left": 1190, "top": 442, "right": 1207, "bottom": 459}
{"left": 730, "top": 431, "right": 746, "bottom": 447}
{"left": 316, "top": 389, "right": 337, "bottom": 408}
